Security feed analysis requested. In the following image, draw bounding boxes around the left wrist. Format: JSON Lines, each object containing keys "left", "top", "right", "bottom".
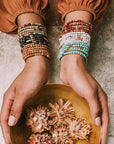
{"left": 25, "top": 56, "right": 49, "bottom": 71}
{"left": 26, "top": 55, "right": 48, "bottom": 64}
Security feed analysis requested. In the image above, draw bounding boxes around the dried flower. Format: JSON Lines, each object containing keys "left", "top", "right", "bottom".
{"left": 26, "top": 106, "right": 51, "bottom": 133}
{"left": 69, "top": 117, "right": 91, "bottom": 141}
{"left": 51, "top": 124, "right": 74, "bottom": 144}
{"left": 26, "top": 99, "right": 92, "bottom": 143}
{"left": 28, "top": 133, "right": 52, "bottom": 144}
{"left": 49, "top": 99, "right": 75, "bottom": 125}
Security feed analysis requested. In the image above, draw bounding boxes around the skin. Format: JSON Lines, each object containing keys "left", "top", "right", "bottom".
{"left": 61, "top": 11, "right": 109, "bottom": 144}
{"left": 0, "top": 11, "right": 109, "bottom": 144}
{"left": 0, "top": 13, "right": 49, "bottom": 144}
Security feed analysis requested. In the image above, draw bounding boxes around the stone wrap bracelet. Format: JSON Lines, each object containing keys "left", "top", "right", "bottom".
{"left": 58, "top": 42, "right": 89, "bottom": 60}
{"left": 59, "top": 32, "right": 91, "bottom": 47}
{"left": 58, "top": 20, "right": 93, "bottom": 62}
{"left": 18, "top": 23, "right": 50, "bottom": 61}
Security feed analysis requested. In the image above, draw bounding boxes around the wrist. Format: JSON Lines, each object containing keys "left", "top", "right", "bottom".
{"left": 60, "top": 54, "right": 86, "bottom": 74}
{"left": 65, "top": 11, "right": 92, "bottom": 24}
{"left": 25, "top": 56, "right": 49, "bottom": 70}
{"left": 26, "top": 55, "right": 48, "bottom": 64}
{"left": 61, "top": 54, "right": 85, "bottom": 65}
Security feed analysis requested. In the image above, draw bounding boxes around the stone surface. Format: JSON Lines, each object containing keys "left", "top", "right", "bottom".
{"left": 0, "top": 0, "right": 114, "bottom": 143}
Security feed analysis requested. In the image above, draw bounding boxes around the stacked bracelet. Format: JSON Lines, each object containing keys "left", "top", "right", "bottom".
{"left": 18, "top": 23, "right": 50, "bottom": 61}
{"left": 23, "top": 44, "right": 50, "bottom": 60}
{"left": 60, "top": 20, "right": 93, "bottom": 37}
{"left": 58, "top": 42, "right": 89, "bottom": 60}
{"left": 58, "top": 20, "right": 93, "bottom": 61}
{"left": 59, "top": 32, "right": 91, "bottom": 47}
{"left": 19, "top": 34, "right": 49, "bottom": 49}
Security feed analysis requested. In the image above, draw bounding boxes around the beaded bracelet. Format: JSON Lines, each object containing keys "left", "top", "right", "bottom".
{"left": 23, "top": 44, "right": 50, "bottom": 61}
{"left": 19, "top": 34, "right": 49, "bottom": 48}
{"left": 59, "top": 32, "right": 91, "bottom": 47}
{"left": 60, "top": 20, "right": 93, "bottom": 37}
{"left": 58, "top": 20, "right": 93, "bottom": 62}
{"left": 21, "top": 43, "right": 49, "bottom": 53}
{"left": 58, "top": 42, "right": 89, "bottom": 60}
{"left": 18, "top": 26, "right": 47, "bottom": 38}
{"left": 18, "top": 23, "right": 50, "bottom": 61}
{"left": 59, "top": 43, "right": 89, "bottom": 54}
{"left": 18, "top": 23, "right": 47, "bottom": 32}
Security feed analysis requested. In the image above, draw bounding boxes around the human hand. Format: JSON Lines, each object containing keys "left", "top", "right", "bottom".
{"left": 60, "top": 54, "right": 109, "bottom": 144}
{"left": 0, "top": 56, "right": 49, "bottom": 144}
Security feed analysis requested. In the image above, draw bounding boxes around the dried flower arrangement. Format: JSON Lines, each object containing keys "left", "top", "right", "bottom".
{"left": 26, "top": 106, "right": 51, "bottom": 133}
{"left": 27, "top": 133, "right": 52, "bottom": 144}
{"left": 49, "top": 99, "right": 75, "bottom": 125}
{"left": 26, "top": 99, "right": 91, "bottom": 144}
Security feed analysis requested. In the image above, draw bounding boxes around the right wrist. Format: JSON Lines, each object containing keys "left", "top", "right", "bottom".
{"left": 60, "top": 54, "right": 86, "bottom": 73}
{"left": 61, "top": 54, "right": 85, "bottom": 65}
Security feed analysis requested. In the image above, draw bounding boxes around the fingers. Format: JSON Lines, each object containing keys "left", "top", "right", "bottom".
{"left": 0, "top": 119, "right": 11, "bottom": 144}
{"left": 0, "top": 89, "right": 28, "bottom": 144}
{"left": 0, "top": 91, "right": 14, "bottom": 144}
{"left": 8, "top": 92, "right": 26, "bottom": 126}
{"left": 69, "top": 77, "right": 102, "bottom": 126}
{"left": 98, "top": 88, "right": 109, "bottom": 144}
{"left": 86, "top": 92, "right": 102, "bottom": 126}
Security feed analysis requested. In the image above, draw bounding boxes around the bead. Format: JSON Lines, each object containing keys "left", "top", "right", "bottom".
{"left": 58, "top": 20, "right": 93, "bottom": 62}
{"left": 60, "top": 20, "right": 93, "bottom": 37}
{"left": 59, "top": 32, "right": 91, "bottom": 47}
{"left": 18, "top": 23, "right": 50, "bottom": 61}
{"left": 23, "top": 44, "right": 50, "bottom": 61}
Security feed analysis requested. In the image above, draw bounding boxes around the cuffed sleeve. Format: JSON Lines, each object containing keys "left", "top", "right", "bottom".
{"left": 57, "top": 0, "right": 111, "bottom": 27}
{"left": 0, "top": 0, "right": 49, "bottom": 33}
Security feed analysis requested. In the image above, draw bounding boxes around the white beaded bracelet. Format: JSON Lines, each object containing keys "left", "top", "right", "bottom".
{"left": 59, "top": 32, "right": 91, "bottom": 47}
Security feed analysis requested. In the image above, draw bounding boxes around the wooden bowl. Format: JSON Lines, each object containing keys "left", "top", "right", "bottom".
{"left": 10, "top": 84, "right": 101, "bottom": 144}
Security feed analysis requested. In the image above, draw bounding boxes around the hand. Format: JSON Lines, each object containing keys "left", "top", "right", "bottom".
{"left": 0, "top": 56, "right": 49, "bottom": 144}
{"left": 60, "top": 54, "right": 109, "bottom": 144}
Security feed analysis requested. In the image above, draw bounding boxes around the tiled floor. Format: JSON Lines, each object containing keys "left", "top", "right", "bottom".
{"left": 0, "top": 0, "right": 114, "bottom": 143}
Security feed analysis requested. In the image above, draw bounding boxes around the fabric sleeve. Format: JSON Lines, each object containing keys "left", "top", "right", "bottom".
{"left": 57, "top": 0, "right": 111, "bottom": 27}
{"left": 0, "top": 0, "right": 49, "bottom": 33}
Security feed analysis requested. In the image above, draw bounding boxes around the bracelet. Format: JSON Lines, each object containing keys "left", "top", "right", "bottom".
{"left": 58, "top": 51, "right": 87, "bottom": 61}
{"left": 58, "top": 20, "right": 93, "bottom": 62}
{"left": 18, "top": 23, "right": 47, "bottom": 32}
{"left": 59, "top": 32, "right": 91, "bottom": 47}
{"left": 60, "top": 20, "right": 93, "bottom": 37}
{"left": 19, "top": 34, "right": 49, "bottom": 48}
{"left": 18, "top": 26, "right": 47, "bottom": 38}
{"left": 59, "top": 42, "right": 90, "bottom": 51}
{"left": 23, "top": 44, "right": 50, "bottom": 61}
{"left": 21, "top": 43, "right": 49, "bottom": 53}
{"left": 58, "top": 42, "right": 89, "bottom": 60}
{"left": 18, "top": 23, "right": 50, "bottom": 61}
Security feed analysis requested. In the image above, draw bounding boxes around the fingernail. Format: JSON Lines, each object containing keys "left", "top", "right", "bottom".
{"left": 8, "top": 115, "right": 16, "bottom": 126}
{"left": 95, "top": 117, "right": 101, "bottom": 126}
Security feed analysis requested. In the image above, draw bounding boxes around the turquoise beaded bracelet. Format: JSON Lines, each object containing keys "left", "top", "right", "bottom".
{"left": 58, "top": 42, "right": 90, "bottom": 61}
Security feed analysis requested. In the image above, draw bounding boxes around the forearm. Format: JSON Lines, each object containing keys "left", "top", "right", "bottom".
{"left": 60, "top": 10, "right": 109, "bottom": 144}
{"left": 17, "top": 13, "right": 44, "bottom": 27}
{"left": 65, "top": 11, "right": 92, "bottom": 24}
{"left": 17, "top": 13, "right": 49, "bottom": 66}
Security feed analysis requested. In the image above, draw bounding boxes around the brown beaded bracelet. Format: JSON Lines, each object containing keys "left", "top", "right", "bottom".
{"left": 60, "top": 20, "right": 93, "bottom": 37}
{"left": 23, "top": 44, "right": 50, "bottom": 61}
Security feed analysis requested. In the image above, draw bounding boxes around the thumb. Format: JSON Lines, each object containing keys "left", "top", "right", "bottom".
{"left": 87, "top": 93, "right": 102, "bottom": 127}
{"left": 8, "top": 94, "right": 26, "bottom": 126}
